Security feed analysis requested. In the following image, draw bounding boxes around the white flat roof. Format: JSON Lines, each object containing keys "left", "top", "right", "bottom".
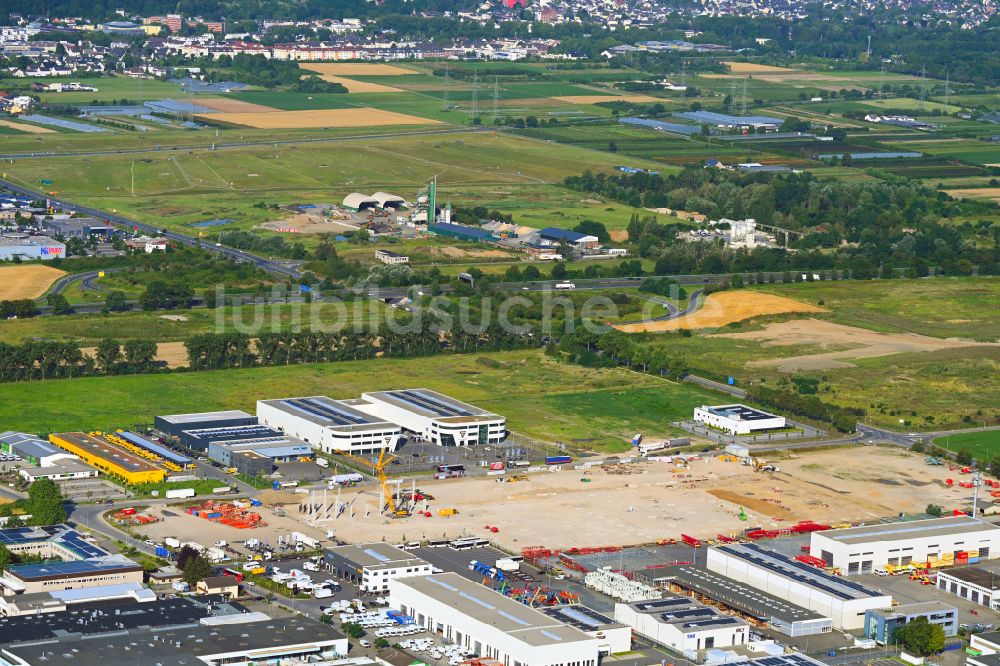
{"left": 815, "top": 516, "right": 1000, "bottom": 545}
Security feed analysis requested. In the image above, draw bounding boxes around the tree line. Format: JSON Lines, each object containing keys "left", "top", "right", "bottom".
{"left": 0, "top": 338, "right": 157, "bottom": 382}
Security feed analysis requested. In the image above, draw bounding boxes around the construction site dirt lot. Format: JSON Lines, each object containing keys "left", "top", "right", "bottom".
{"left": 195, "top": 108, "right": 438, "bottom": 129}
{"left": 717, "top": 318, "right": 1000, "bottom": 371}
{"left": 616, "top": 291, "right": 825, "bottom": 333}
{"left": 0, "top": 264, "right": 65, "bottom": 300}
{"left": 127, "top": 447, "right": 974, "bottom": 552}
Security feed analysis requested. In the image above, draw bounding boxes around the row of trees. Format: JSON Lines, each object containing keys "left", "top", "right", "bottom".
{"left": 558, "top": 327, "right": 690, "bottom": 378}
{"left": 0, "top": 338, "right": 158, "bottom": 382}
{"left": 746, "top": 385, "right": 864, "bottom": 433}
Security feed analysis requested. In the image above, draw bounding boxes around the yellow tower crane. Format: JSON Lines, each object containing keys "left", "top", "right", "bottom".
{"left": 335, "top": 449, "right": 410, "bottom": 518}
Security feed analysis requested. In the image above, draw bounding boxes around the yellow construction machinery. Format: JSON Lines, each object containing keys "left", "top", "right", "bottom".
{"left": 335, "top": 449, "right": 410, "bottom": 518}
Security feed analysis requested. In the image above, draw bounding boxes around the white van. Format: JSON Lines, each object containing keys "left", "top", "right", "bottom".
{"left": 873, "top": 567, "right": 889, "bottom": 576}
{"left": 314, "top": 587, "right": 334, "bottom": 599}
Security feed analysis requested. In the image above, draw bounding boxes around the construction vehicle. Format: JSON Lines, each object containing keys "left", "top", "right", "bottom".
{"left": 506, "top": 475, "right": 528, "bottom": 483}
{"left": 334, "top": 449, "right": 410, "bottom": 518}
{"left": 748, "top": 456, "right": 779, "bottom": 473}
{"left": 925, "top": 456, "right": 944, "bottom": 465}
{"left": 439, "top": 508, "right": 458, "bottom": 517}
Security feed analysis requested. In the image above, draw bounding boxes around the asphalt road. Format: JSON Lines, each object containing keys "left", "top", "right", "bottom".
{"left": 0, "top": 176, "right": 302, "bottom": 279}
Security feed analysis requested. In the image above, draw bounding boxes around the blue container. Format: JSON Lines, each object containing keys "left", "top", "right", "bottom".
{"left": 249, "top": 498, "right": 262, "bottom": 507}
{"left": 155, "top": 546, "right": 169, "bottom": 557}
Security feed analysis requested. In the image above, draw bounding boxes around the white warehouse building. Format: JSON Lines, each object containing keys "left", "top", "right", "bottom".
{"left": 390, "top": 573, "right": 603, "bottom": 666}
{"left": 693, "top": 404, "right": 785, "bottom": 435}
{"left": 810, "top": 515, "right": 1000, "bottom": 575}
{"left": 326, "top": 543, "right": 432, "bottom": 593}
{"left": 256, "top": 396, "right": 401, "bottom": 455}
{"left": 614, "top": 596, "right": 749, "bottom": 655}
{"left": 706, "top": 543, "right": 892, "bottom": 630}
{"left": 355, "top": 389, "right": 506, "bottom": 447}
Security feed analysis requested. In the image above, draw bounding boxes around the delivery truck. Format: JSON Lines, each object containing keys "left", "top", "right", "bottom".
{"left": 165, "top": 487, "right": 196, "bottom": 499}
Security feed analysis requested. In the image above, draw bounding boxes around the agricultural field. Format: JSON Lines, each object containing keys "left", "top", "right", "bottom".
{"left": 0, "top": 264, "right": 65, "bottom": 300}
{"left": 0, "top": 76, "right": 184, "bottom": 105}
{"left": 629, "top": 277, "right": 1000, "bottom": 429}
{"left": 1, "top": 130, "right": 663, "bottom": 238}
{"left": 0, "top": 349, "right": 724, "bottom": 448}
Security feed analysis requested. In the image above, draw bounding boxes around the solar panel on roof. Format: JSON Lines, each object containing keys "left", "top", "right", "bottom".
{"left": 281, "top": 399, "right": 372, "bottom": 426}
{"left": 389, "top": 390, "right": 473, "bottom": 417}
{"left": 558, "top": 607, "right": 605, "bottom": 628}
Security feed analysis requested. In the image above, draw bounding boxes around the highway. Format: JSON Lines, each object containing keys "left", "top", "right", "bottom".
{"left": 0, "top": 176, "right": 302, "bottom": 279}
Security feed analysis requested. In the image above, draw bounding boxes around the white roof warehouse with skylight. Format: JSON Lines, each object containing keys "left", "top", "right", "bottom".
{"left": 327, "top": 542, "right": 432, "bottom": 593}
{"left": 810, "top": 515, "right": 1000, "bottom": 575}
{"left": 355, "top": 389, "right": 506, "bottom": 447}
{"left": 390, "top": 573, "right": 602, "bottom": 666}
{"left": 256, "top": 396, "right": 402, "bottom": 455}
{"left": 693, "top": 404, "right": 786, "bottom": 435}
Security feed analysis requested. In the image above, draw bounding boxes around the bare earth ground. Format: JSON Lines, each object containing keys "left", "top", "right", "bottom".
{"left": 946, "top": 187, "right": 1000, "bottom": 203}
{"left": 717, "top": 318, "right": 1000, "bottom": 371}
{"left": 194, "top": 97, "right": 280, "bottom": 113}
{"left": 0, "top": 264, "right": 65, "bottom": 300}
{"left": 130, "top": 448, "right": 971, "bottom": 551}
{"left": 551, "top": 94, "right": 662, "bottom": 104}
{"left": 299, "top": 63, "right": 417, "bottom": 76}
{"left": 722, "top": 61, "right": 796, "bottom": 74}
{"left": 0, "top": 119, "right": 55, "bottom": 134}
{"left": 80, "top": 341, "right": 188, "bottom": 368}
{"left": 615, "top": 291, "right": 825, "bottom": 333}
{"left": 195, "top": 108, "right": 438, "bottom": 129}
{"left": 435, "top": 246, "right": 511, "bottom": 259}
{"left": 258, "top": 213, "right": 358, "bottom": 235}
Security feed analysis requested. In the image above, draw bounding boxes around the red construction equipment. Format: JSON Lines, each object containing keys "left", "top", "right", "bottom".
{"left": 961, "top": 467, "right": 972, "bottom": 474}
{"left": 717, "top": 534, "right": 736, "bottom": 544}
{"left": 959, "top": 482, "right": 975, "bottom": 489}
{"left": 946, "top": 478, "right": 954, "bottom": 486}
{"left": 681, "top": 534, "right": 702, "bottom": 548}
{"left": 795, "top": 554, "right": 827, "bottom": 567}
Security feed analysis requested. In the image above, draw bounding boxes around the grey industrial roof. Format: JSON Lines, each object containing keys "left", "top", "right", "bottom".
{"left": 814, "top": 516, "right": 1000, "bottom": 545}
{"left": 938, "top": 566, "right": 1000, "bottom": 590}
{"left": 674, "top": 110, "right": 783, "bottom": 126}
{"left": 662, "top": 566, "right": 827, "bottom": 624}
{"left": 539, "top": 605, "right": 628, "bottom": 632}
{"left": 702, "top": 404, "right": 780, "bottom": 422}
{"left": 0, "top": 234, "right": 63, "bottom": 248}
{"left": 624, "top": 596, "right": 748, "bottom": 631}
{"left": 260, "top": 396, "right": 398, "bottom": 433}
{"left": 0, "top": 431, "right": 56, "bottom": 455}
{"left": 330, "top": 542, "right": 428, "bottom": 570}
{"left": 869, "top": 601, "right": 956, "bottom": 619}
{"left": 19, "top": 460, "right": 96, "bottom": 479}
{"left": 396, "top": 573, "right": 594, "bottom": 647}
{"left": 362, "top": 388, "right": 500, "bottom": 421}
{"left": 0, "top": 615, "right": 345, "bottom": 666}
{"left": 157, "top": 409, "right": 254, "bottom": 424}
{"left": 715, "top": 543, "right": 886, "bottom": 600}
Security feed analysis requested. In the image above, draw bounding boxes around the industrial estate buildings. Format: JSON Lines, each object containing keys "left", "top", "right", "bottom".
{"left": 810, "top": 515, "right": 1000, "bottom": 574}
{"left": 327, "top": 542, "right": 433, "bottom": 593}
{"left": 693, "top": 404, "right": 786, "bottom": 435}
{"left": 355, "top": 389, "right": 507, "bottom": 447}
{"left": 390, "top": 572, "right": 604, "bottom": 666}
{"left": 257, "top": 395, "right": 402, "bottom": 455}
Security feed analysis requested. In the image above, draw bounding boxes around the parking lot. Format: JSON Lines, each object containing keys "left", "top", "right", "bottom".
{"left": 362, "top": 436, "right": 557, "bottom": 478}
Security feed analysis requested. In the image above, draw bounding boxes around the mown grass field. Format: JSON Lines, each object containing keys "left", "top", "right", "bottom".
{"left": 933, "top": 430, "right": 1000, "bottom": 459}
{"left": 0, "top": 349, "right": 723, "bottom": 449}
{"left": 0, "top": 76, "right": 185, "bottom": 105}
{"left": 2, "top": 130, "right": 663, "bottom": 237}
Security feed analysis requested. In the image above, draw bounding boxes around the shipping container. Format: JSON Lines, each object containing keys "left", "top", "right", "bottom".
{"left": 165, "top": 487, "right": 196, "bottom": 499}
{"left": 164, "top": 537, "right": 181, "bottom": 548}
{"left": 545, "top": 455, "right": 572, "bottom": 465}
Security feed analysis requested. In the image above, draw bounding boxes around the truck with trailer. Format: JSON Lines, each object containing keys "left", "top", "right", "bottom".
{"left": 292, "top": 531, "right": 320, "bottom": 549}
{"left": 554, "top": 282, "right": 576, "bottom": 290}
{"left": 165, "top": 487, "right": 196, "bottom": 499}
{"left": 212, "top": 485, "right": 233, "bottom": 495}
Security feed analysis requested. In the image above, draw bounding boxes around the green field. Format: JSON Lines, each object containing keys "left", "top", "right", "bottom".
{"left": 0, "top": 349, "right": 724, "bottom": 450}
{"left": 934, "top": 430, "right": 1000, "bottom": 459}
{"left": 0, "top": 76, "right": 184, "bottom": 105}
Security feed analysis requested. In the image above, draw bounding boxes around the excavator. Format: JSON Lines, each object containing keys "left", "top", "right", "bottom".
{"left": 747, "top": 456, "right": 779, "bottom": 473}
{"left": 334, "top": 449, "right": 410, "bottom": 518}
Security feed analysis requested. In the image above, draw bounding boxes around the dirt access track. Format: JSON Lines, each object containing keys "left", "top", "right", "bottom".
{"left": 616, "top": 291, "right": 825, "bottom": 333}
{"left": 0, "top": 264, "right": 66, "bottom": 300}
{"left": 168, "top": 447, "right": 972, "bottom": 552}
{"left": 717, "top": 318, "right": 1000, "bottom": 371}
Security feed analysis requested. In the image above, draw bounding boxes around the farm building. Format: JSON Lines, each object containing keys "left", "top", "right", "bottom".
{"left": 864, "top": 601, "right": 958, "bottom": 645}
{"left": 0, "top": 234, "right": 65, "bottom": 261}
{"left": 343, "top": 193, "right": 379, "bottom": 211}
{"left": 257, "top": 396, "right": 401, "bottom": 455}
{"left": 693, "top": 404, "right": 785, "bottom": 435}
{"left": 936, "top": 567, "right": 1000, "bottom": 610}
{"left": 810, "top": 515, "right": 1000, "bottom": 574}
{"left": 706, "top": 543, "right": 892, "bottom": 630}
{"left": 48, "top": 432, "right": 164, "bottom": 484}
{"left": 154, "top": 410, "right": 257, "bottom": 438}
{"left": 614, "top": 596, "right": 749, "bottom": 654}
{"left": 355, "top": 389, "right": 506, "bottom": 447}
{"left": 390, "top": 573, "right": 603, "bottom": 665}
{"left": 326, "top": 543, "right": 432, "bottom": 593}
{"left": 658, "top": 565, "right": 832, "bottom": 636}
